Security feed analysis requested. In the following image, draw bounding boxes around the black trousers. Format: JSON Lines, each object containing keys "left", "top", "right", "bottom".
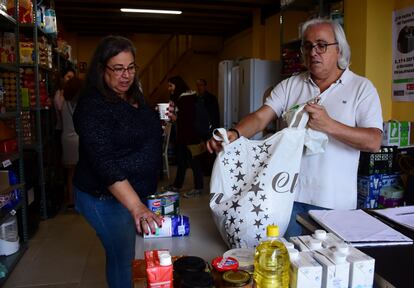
{"left": 173, "top": 144, "right": 204, "bottom": 190}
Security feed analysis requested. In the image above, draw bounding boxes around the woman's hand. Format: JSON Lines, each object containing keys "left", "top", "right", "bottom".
{"left": 131, "top": 203, "right": 163, "bottom": 235}
{"left": 166, "top": 101, "right": 177, "bottom": 122}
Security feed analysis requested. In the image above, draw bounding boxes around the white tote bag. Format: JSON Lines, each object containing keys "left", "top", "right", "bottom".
{"left": 210, "top": 105, "right": 327, "bottom": 248}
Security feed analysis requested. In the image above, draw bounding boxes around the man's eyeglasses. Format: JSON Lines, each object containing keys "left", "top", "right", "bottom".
{"left": 106, "top": 64, "right": 138, "bottom": 76}
{"left": 300, "top": 42, "right": 338, "bottom": 54}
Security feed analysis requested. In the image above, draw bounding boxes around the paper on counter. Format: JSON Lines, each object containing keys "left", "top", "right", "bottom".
{"left": 308, "top": 209, "right": 412, "bottom": 246}
{"left": 373, "top": 205, "right": 414, "bottom": 231}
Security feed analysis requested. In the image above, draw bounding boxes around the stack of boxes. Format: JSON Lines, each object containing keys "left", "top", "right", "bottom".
{"left": 357, "top": 119, "right": 414, "bottom": 209}
{"left": 357, "top": 147, "right": 403, "bottom": 209}
{"left": 383, "top": 120, "right": 413, "bottom": 148}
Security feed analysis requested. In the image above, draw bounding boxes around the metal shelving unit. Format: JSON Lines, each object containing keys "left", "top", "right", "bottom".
{"left": 280, "top": 0, "right": 344, "bottom": 78}
{"left": 0, "top": 0, "right": 29, "bottom": 283}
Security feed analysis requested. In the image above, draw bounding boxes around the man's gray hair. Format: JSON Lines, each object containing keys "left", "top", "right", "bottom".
{"left": 301, "top": 18, "right": 351, "bottom": 69}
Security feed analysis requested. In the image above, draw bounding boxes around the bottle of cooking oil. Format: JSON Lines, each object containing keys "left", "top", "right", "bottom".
{"left": 253, "top": 225, "right": 290, "bottom": 288}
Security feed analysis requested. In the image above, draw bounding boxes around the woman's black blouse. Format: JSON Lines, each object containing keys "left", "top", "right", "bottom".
{"left": 73, "top": 88, "right": 162, "bottom": 200}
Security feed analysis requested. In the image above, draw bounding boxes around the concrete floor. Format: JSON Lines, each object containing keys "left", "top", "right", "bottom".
{"left": 3, "top": 167, "right": 227, "bottom": 287}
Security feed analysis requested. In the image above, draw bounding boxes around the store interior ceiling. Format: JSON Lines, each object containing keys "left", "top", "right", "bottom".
{"left": 54, "top": 0, "right": 281, "bottom": 37}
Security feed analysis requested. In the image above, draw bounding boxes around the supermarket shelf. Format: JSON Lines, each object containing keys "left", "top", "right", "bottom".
{"left": 0, "top": 184, "right": 24, "bottom": 196}
{"left": 0, "top": 244, "right": 28, "bottom": 286}
{"left": 0, "top": 111, "right": 18, "bottom": 119}
{"left": 0, "top": 63, "right": 18, "bottom": 73}
{"left": 0, "top": 153, "right": 19, "bottom": 168}
{"left": 20, "top": 63, "right": 55, "bottom": 72}
{"left": 0, "top": 9, "right": 16, "bottom": 31}
{"left": 0, "top": 198, "right": 22, "bottom": 225}
{"left": 282, "top": 38, "right": 301, "bottom": 48}
{"left": 281, "top": 0, "right": 319, "bottom": 11}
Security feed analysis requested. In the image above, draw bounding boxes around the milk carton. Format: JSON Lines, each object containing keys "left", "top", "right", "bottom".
{"left": 290, "top": 235, "right": 323, "bottom": 251}
{"left": 312, "top": 249, "right": 350, "bottom": 288}
{"left": 312, "top": 230, "right": 344, "bottom": 249}
{"left": 288, "top": 249, "right": 322, "bottom": 288}
{"left": 280, "top": 237, "right": 295, "bottom": 250}
{"left": 289, "top": 236, "right": 311, "bottom": 251}
{"left": 334, "top": 244, "right": 375, "bottom": 288}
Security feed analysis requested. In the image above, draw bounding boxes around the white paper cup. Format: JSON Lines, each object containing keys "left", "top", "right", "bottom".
{"left": 157, "top": 103, "right": 170, "bottom": 120}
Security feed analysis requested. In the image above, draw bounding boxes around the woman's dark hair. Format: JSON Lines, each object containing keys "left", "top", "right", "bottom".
{"left": 56, "top": 67, "right": 76, "bottom": 90}
{"left": 63, "top": 77, "right": 82, "bottom": 104}
{"left": 168, "top": 76, "right": 189, "bottom": 103}
{"left": 81, "top": 35, "right": 143, "bottom": 103}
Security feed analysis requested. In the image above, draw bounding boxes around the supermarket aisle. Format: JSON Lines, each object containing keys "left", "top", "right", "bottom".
{"left": 3, "top": 167, "right": 226, "bottom": 287}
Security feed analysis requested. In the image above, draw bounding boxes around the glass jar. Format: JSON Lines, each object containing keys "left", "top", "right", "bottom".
{"left": 222, "top": 270, "right": 252, "bottom": 288}
{"left": 211, "top": 256, "right": 239, "bottom": 287}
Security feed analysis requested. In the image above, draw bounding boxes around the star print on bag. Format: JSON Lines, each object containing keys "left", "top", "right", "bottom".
{"left": 210, "top": 104, "right": 327, "bottom": 248}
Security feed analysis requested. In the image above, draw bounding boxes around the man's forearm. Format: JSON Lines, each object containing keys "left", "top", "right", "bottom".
{"left": 328, "top": 121, "right": 382, "bottom": 152}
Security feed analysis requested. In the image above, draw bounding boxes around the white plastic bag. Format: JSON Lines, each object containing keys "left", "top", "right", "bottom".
{"left": 210, "top": 105, "right": 327, "bottom": 248}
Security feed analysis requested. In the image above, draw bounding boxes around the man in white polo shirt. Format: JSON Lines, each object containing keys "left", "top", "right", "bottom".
{"left": 207, "top": 18, "right": 383, "bottom": 236}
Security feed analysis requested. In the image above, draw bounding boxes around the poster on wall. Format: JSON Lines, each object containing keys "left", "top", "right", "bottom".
{"left": 393, "top": 6, "right": 414, "bottom": 102}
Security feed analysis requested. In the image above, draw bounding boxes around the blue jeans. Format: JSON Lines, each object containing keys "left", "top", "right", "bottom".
{"left": 75, "top": 186, "right": 135, "bottom": 288}
{"left": 284, "top": 201, "right": 326, "bottom": 238}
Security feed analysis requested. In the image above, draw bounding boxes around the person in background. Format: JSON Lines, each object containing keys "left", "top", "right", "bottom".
{"left": 73, "top": 36, "right": 163, "bottom": 288}
{"left": 54, "top": 67, "right": 75, "bottom": 133}
{"left": 163, "top": 76, "right": 205, "bottom": 198}
{"left": 61, "top": 77, "right": 82, "bottom": 209}
{"left": 196, "top": 78, "right": 220, "bottom": 133}
{"left": 196, "top": 78, "right": 220, "bottom": 176}
{"left": 207, "top": 18, "right": 383, "bottom": 237}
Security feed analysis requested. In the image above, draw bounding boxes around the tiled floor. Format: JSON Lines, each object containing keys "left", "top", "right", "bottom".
{"left": 3, "top": 167, "right": 227, "bottom": 287}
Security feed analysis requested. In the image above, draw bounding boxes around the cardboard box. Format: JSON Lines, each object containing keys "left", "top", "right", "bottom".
{"left": 399, "top": 121, "right": 411, "bottom": 147}
{"left": 357, "top": 174, "right": 383, "bottom": 208}
{"left": 144, "top": 250, "right": 173, "bottom": 288}
{"left": 289, "top": 251, "right": 323, "bottom": 288}
{"left": 312, "top": 249, "right": 350, "bottom": 288}
{"left": 333, "top": 245, "right": 375, "bottom": 288}
{"left": 382, "top": 121, "right": 400, "bottom": 146}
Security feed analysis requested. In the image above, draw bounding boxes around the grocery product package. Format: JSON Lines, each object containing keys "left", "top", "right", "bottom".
{"left": 210, "top": 103, "right": 328, "bottom": 248}
{"left": 143, "top": 215, "right": 189, "bottom": 239}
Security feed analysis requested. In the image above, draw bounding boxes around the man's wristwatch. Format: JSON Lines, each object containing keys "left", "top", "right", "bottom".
{"left": 228, "top": 128, "right": 240, "bottom": 139}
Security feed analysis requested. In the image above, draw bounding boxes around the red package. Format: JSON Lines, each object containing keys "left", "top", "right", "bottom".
{"left": 0, "top": 139, "right": 18, "bottom": 153}
{"left": 145, "top": 250, "right": 173, "bottom": 288}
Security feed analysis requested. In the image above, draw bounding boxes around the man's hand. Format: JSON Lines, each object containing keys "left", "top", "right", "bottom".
{"left": 305, "top": 103, "right": 336, "bottom": 134}
{"left": 206, "top": 130, "right": 239, "bottom": 153}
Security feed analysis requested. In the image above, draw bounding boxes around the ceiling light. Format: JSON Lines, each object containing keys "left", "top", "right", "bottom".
{"left": 120, "top": 8, "right": 182, "bottom": 15}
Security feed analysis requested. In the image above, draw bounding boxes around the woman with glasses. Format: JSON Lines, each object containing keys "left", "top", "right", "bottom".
{"left": 208, "top": 18, "right": 383, "bottom": 237}
{"left": 73, "top": 35, "right": 163, "bottom": 288}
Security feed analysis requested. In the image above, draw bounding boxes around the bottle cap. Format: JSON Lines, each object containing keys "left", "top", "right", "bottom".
{"left": 333, "top": 251, "right": 347, "bottom": 263}
{"left": 212, "top": 256, "right": 239, "bottom": 272}
{"left": 313, "top": 229, "right": 327, "bottom": 240}
{"left": 159, "top": 252, "right": 172, "bottom": 266}
{"left": 309, "top": 239, "right": 322, "bottom": 250}
{"left": 266, "top": 225, "right": 279, "bottom": 237}
{"left": 288, "top": 248, "right": 299, "bottom": 260}
{"left": 336, "top": 243, "right": 349, "bottom": 255}
{"left": 284, "top": 242, "right": 294, "bottom": 249}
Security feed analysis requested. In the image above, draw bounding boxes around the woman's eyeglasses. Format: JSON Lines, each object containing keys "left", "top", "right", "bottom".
{"left": 300, "top": 42, "right": 338, "bottom": 54}
{"left": 106, "top": 64, "right": 138, "bottom": 76}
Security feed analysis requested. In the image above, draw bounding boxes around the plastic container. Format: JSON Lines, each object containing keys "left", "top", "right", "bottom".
{"left": 223, "top": 248, "right": 254, "bottom": 273}
{"left": 253, "top": 225, "right": 290, "bottom": 288}
{"left": 0, "top": 215, "right": 19, "bottom": 256}
{"left": 222, "top": 270, "right": 252, "bottom": 287}
{"left": 173, "top": 256, "right": 206, "bottom": 287}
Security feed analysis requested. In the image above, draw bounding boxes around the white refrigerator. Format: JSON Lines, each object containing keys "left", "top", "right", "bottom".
{"left": 239, "top": 58, "right": 281, "bottom": 139}
{"left": 218, "top": 60, "right": 238, "bottom": 129}
{"left": 218, "top": 58, "right": 281, "bottom": 138}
